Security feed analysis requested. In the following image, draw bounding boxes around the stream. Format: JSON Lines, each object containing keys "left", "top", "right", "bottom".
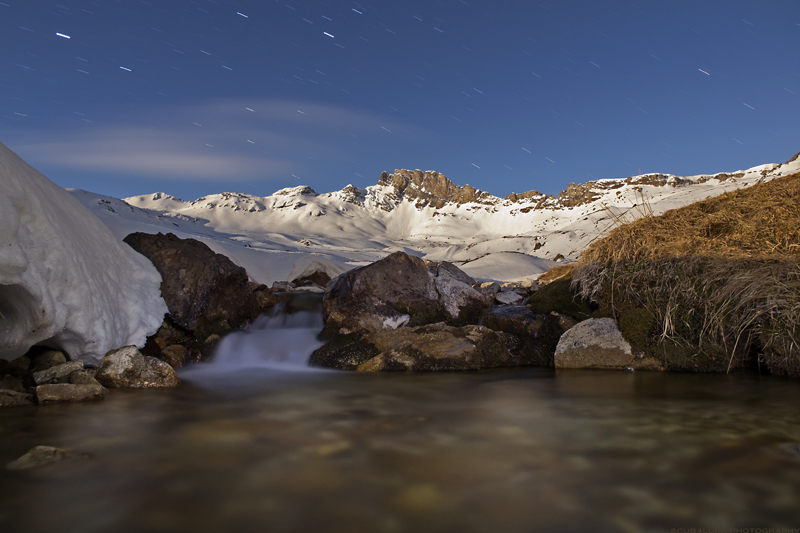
{"left": 1, "top": 295, "right": 799, "bottom": 532}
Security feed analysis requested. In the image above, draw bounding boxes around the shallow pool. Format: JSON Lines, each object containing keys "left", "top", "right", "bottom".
{"left": 1, "top": 364, "right": 799, "bottom": 533}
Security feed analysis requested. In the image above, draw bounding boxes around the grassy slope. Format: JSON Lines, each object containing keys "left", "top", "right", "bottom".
{"left": 573, "top": 171, "right": 800, "bottom": 376}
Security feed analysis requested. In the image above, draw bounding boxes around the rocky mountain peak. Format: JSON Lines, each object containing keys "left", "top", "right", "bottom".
{"left": 378, "top": 169, "right": 495, "bottom": 208}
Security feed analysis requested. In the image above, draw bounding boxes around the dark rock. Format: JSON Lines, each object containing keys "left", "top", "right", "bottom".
{"left": 308, "top": 333, "right": 381, "bottom": 370}
{"left": 68, "top": 370, "right": 102, "bottom": 386}
{"left": 322, "top": 251, "right": 488, "bottom": 338}
{"left": 123, "top": 232, "right": 270, "bottom": 344}
{"left": 95, "top": 346, "right": 180, "bottom": 389}
{"left": 479, "top": 306, "right": 563, "bottom": 367}
{"left": 293, "top": 270, "right": 331, "bottom": 288}
{"left": 159, "top": 345, "right": 188, "bottom": 369}
{"left": 35, "top": 383, "right": 107, "bottom": 403}
{"left": 354, "top": 323, "right": 518, "bottom": 372}
{"left": 0, "top": 389, "right": 33, "bottom": 407}
{"left": 0, "top": 374, "right": 26, "bottom": 393}
{"left": 527, "top": 273, "right": 593, "bottom": 321}
{"left": 30, "top": 350, "right": 67, "bottom": 373}
{"left": 32, "top": 360, "right": 84, "bottom": 385}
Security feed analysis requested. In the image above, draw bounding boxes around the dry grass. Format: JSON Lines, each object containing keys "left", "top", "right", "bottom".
{"left": 582, "top": 172, "right": 800, "bottom": 264}
{"left": 574, "top": 172, "right": 800, "bottom": 376}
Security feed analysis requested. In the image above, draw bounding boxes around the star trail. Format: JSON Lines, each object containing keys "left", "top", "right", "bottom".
{"left": 0, "top": 0, "right": 798, "bottom": 200}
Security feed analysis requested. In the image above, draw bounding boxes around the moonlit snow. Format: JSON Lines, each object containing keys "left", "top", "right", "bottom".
{"left": 0, "top": 142, "right": 167, "bottom": 363}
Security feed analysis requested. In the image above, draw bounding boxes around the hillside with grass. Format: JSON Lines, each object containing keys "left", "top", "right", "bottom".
{"left": 573, "top": 161, "right": 800, "bottom": 376}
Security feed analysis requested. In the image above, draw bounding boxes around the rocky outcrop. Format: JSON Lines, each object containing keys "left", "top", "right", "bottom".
{"left": 321, "top": 251, "right": 489, "bottom": 338}
{"left": 378, "top": 169, "right": 496, "bottom": 208}
{"left": 554, "top": 318, "right": 662, "bottom": 370}
{"left": 95, "top": 346, "right": 180, "bottom": 389}
{"left": 313, "top": 322, "right": 518, "bottom": 371}
{"left": 124, "top": 232, "right": 282, "bottom": 359}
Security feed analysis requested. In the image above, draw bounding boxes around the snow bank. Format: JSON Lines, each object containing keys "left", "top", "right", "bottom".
{"left": 0, "top": 142, "right": 167, "bottom": 363}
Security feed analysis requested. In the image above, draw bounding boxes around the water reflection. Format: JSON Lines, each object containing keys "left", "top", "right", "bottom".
{"left": 1, "top": 368, "right": 799, "bottom": 532}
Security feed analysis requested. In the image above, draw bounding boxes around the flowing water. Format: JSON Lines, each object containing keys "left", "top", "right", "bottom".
{"left": 1, "top": 296, "right": 799, "bottom": 532}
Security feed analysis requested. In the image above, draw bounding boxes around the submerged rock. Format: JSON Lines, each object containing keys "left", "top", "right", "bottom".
{"left": 95, "top": 346, "right": 180, "bottom": 389}
{"left": 6, "top": 446, "right": 86, "bottom": 470}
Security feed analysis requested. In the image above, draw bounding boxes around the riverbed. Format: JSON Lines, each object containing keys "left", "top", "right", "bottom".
{"left": 2, "top": 364, "right": 799, "bottom": 532}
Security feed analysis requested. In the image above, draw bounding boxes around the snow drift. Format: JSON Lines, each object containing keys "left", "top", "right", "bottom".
{"left": 0, "top": 142, "right": 167, "bottom": 363}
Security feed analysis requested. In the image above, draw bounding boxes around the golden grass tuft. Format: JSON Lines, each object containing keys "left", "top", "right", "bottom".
{"left": 574, "top": 172, "right": 800, "bottom": 375}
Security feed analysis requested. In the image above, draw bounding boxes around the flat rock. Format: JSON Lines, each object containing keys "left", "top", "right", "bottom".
{"left": 356, "top": 322, "right": 517, "bottom": 371}
{"left": 35, "top": 383, "right": 107, "bottom": 403}
{"left": 32, "top": 360, "right": 84, "bottom": 385}
{"left": 495, "top": 291, "right": 524, "bottom": 305}
{"left": 95, "top": 346, "right": 180, "bottom": 388}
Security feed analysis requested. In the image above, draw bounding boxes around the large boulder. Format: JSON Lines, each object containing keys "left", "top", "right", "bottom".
{"left": 124, "top": 232, "right": 261, "bottom": 339}
{"left": 554, "top": 318, "right": 663, "bottom": 370}
{"left": 322, "top": 251, "right": 488, "bottom": 337}
{"left": 95, "top": 346, "right": 180, "bottom": 388}
{"left": 124, "top": 232, "right": 284, "bottom": 358}
{"left": 311, "top": 322, "right": 518, "bottom": 371}
{"left": 0, "top": 142, "right": 166, "bottom": 363}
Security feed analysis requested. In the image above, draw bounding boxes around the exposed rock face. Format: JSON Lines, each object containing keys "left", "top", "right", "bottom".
{"left": 322, "top": 251, "right": 488, "bottom": 338}
{"left": 95, "top": 346, "right": 180, "bottom": 389}
{"left": 554, "top": 318, "right": 662, "bottom": 370}
{"left": 378, "top": 169, "right": 496, "bottom": 208}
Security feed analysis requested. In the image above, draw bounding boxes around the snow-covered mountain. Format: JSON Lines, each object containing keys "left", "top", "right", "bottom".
{"left": 70, "top": 155, "right": 800, "bottom": 286}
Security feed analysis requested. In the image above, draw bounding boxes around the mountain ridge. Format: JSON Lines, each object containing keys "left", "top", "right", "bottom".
{"left": 69, "top": 151, "right": 800, "bottom": 286}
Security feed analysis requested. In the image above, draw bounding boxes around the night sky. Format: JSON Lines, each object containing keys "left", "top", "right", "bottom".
{"left": 2, "top": 0, "right": 799, "bottom": 201}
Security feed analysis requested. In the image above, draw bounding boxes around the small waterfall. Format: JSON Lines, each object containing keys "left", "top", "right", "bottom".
{"left": 206, "top": 293, "right": 325, "bottom": 371}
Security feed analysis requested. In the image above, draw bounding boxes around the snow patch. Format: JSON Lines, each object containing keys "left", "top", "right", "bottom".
{"left": 0, "top": 142, "right": 167, "bottom": 363}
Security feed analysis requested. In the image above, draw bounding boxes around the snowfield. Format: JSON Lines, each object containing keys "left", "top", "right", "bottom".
{"left": 72, "top": 157, "right": 799, "bottom": 288}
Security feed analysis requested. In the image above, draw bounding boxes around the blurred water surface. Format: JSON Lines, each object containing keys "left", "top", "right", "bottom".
{"left": 2, "top": 365, "right": 799, "bottom": 533}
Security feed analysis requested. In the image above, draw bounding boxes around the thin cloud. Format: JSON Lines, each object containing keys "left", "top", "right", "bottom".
{"left": 10, "top": 98, "right": 420, "bottom": 181}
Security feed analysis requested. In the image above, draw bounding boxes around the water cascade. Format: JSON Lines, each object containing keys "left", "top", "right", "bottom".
{"left": 194, "top": 293, "right": 325, "bottom": 373}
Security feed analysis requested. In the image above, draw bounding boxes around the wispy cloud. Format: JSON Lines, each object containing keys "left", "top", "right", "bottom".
{"left": 10, "top": 99, "right": 417, "bottom": 181}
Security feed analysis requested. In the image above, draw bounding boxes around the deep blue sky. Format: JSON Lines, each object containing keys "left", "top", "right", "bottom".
{"left": 1, "top": 0, "right": 799, "bottom": 201}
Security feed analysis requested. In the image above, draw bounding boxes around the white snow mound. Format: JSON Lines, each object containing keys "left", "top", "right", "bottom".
{"left": 0, "top": 142, "right": 167, "bottom": 363}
